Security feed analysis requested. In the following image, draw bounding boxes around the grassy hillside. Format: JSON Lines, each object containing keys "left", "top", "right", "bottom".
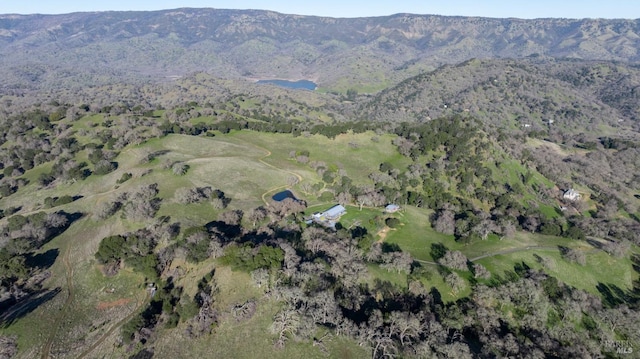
{"left": 0, "top": 129, "right": 413, "bottom": 357}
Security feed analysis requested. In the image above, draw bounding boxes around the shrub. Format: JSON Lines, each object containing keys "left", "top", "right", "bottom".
{"left": 172, "top": 162, "right": 189, "bottom": 175}
{"left": 94, "top": 201, "right": 122, "bottom": 219}
{"left": 385, "top": 217, "right": 401, "bottom": 228}
{"left": 438, "top": 250, "right": 469, "bottom": 271}
{"left": 95, "top": 235, "right": 127, "bottom": 263}
{"left": 561, "top": 247, "right": 586, "bottom": 266}
{"left": 38, "top": 172, "right": 56, "bottom": 186}
{"left": 116, "top": 172, "right": 132, "bottom": 184}
{"left": 44, "top": 195, "right": 74, "bottom": 208}
{"left": 93, "top": 160, "right": 118, "bottom": 175}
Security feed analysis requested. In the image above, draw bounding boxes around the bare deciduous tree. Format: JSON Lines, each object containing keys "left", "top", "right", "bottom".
{"left": 0, "top": 335, "right": 17, "bottom": 359}
{"left": 433, "top": 210, "right": 456, "bottom": 235}
{"left": 247, "top": 207, "right": 268, "bottom": 227}
{"left": 270, "top": 308, "right": 301, "bottom": 349}
{"left": 562, "top": 248, "right": 586, "bottom": 266}
{"left": 94, "top": 200, "right": 122, "bottom": 219}
{"left": 218, "top": 210, "right": 243, "bottom": 226}
{"left": 445, "top": 272, "right": 466, "bottom": 294}
{"left": 286, "top": 176, "right": 299, "bottom": 187}
{"left": 438, "top": 250, "right": 469, "bottom": 271}
{"left": 472, "top": 263, "right": 491, "bottom": 279}
{"left": 171, "top": 162, "right": 189, "bottom": 175}
{"left": 175, "top": 186, "right": 213, "bottom": 204}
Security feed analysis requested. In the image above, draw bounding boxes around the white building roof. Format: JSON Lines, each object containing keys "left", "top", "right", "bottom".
{"left": 324, "top": 205, "right": 346, "bottom": 218}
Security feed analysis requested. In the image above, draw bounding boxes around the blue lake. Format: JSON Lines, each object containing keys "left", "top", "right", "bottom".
{"left": 257, "top": 79, "right": 317, "bottom": 90}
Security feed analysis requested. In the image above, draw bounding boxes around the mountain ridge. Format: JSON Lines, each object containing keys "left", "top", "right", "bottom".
{"left": 2, "top": 8, "right": 640, "bottom": 92}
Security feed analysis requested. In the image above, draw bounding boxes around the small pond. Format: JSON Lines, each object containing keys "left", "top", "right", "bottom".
{"left": 257, "top": 79, "right": 317, "bottom": 90}
{"left": 272, "top": 190, "right": 298, "bottom": 202}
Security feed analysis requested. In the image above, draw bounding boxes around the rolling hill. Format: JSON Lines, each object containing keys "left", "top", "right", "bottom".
{"left": 360, "top": 58, "right": 640, "bottom": 135}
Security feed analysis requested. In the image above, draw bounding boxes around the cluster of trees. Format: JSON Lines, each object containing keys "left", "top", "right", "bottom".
{"left": 121, "top": 274, "right": 214, "bottom": 345}
{"left": 0, "top": 211, "right": 75, "bottom": 306}
{"left": 106, "top": 200, "right": 639, "bottom": 359}
{"left": 234, "top": 210, "right": 639, "bottom": 358}
{"left": 174, "top": 186, "right": 228, "bottom": 209}
{"left": 96, "top": 216, "right": 179, "bottom": 273}
{"left": 502, "top": 136, "right": 640, "bottom": 246}
{"left": 360, "top": 59, "right": 637, "bottom": 134}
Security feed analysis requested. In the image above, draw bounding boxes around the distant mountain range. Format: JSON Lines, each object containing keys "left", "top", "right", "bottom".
{"left": 1, "top": 8, "right": 640, "bottom": 92}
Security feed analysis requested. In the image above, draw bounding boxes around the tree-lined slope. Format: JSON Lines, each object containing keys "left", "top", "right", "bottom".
{"left": 361, "top": 58, "right": 640, "bottom": 133}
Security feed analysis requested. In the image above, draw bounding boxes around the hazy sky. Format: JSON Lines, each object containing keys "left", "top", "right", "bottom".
{"left": 2, "top": 0, "right": 639, "bottom": 19}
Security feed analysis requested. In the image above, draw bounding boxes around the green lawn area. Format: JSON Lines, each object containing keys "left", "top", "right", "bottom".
{"left": 381, "top": 206, "right": 639, "bottom": 297}
{"left": 384, "top": 206, "right": 454, "bottom": 262}
{"left": 338, "top": 205, "right": 385, "bottom": 231}
{"left": 384, "top": 206, "right": 595, "bottom": 262}
{"left": 228, "top": 130, "right": 411, "bottom": 187}
{"left": 477, "top": 249, "right": 639, "bottom": 296}
{"left": 365, "top": 263, "right": 408, "bottom": 288}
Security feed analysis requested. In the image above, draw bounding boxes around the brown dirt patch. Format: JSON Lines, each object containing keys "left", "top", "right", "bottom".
{"left": 376, "top": 226, "right": 391, "bottom": 243}
{"left": 96, "top": 298, "right": 132, "bottom": 310}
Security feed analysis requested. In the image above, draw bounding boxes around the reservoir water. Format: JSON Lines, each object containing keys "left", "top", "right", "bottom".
{"left": 257, "top": 79, "right": 317, "bottom": 90}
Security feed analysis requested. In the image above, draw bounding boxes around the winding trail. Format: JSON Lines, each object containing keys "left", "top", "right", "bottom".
{"left": 233, "top": 139, "right": 303, "bottom": 206}
{"left": 413, "top": 245, "right": 593, "bottom": 266}
{"left": 40, "top": 244, "right": 75, "bottom": 359}
{"left": 468, "top": 245, "right": 559, "bottom": 262}
{"left": 76, "top": 292, "right": 149, "bottom": 359}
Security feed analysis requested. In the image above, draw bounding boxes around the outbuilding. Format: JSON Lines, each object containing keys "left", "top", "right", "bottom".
{"left": 385, "top": 204, "right": 400, "bottom": 213}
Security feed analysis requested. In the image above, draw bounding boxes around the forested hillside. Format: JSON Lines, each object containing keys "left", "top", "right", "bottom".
{"left": 1, "top": 9, "right": 640, "bottom": 92}
{"left": 361, "top": 58, "right": 640, "bottom": 133}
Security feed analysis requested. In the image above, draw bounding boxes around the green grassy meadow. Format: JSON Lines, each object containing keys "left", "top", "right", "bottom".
{"left": 384, "top": 206, "right": 639, "bottom": 299}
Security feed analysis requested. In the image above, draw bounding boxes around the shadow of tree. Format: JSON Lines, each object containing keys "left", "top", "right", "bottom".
{"left": 430, "top": 243, "right": 448, "bottom": 261}
{"left": 632, "top": 254, "right": 640, "bottom": 274}
{"left": 25, "top": 248, "right": 59, "bottom": 271}
{"left": 0, "top": 287, "right": 61, "bottom": 328}
{"left": 585, "top": 238, "right": 604, "bottom": 250}
{"left": 557, "top": 245, "right": 570, "bottom": 256}
{"left": 205, "top": 220, "right": 241, "bottom": 241}
{"left": 596, "top": 282, "right": 632, "bottom": 308}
